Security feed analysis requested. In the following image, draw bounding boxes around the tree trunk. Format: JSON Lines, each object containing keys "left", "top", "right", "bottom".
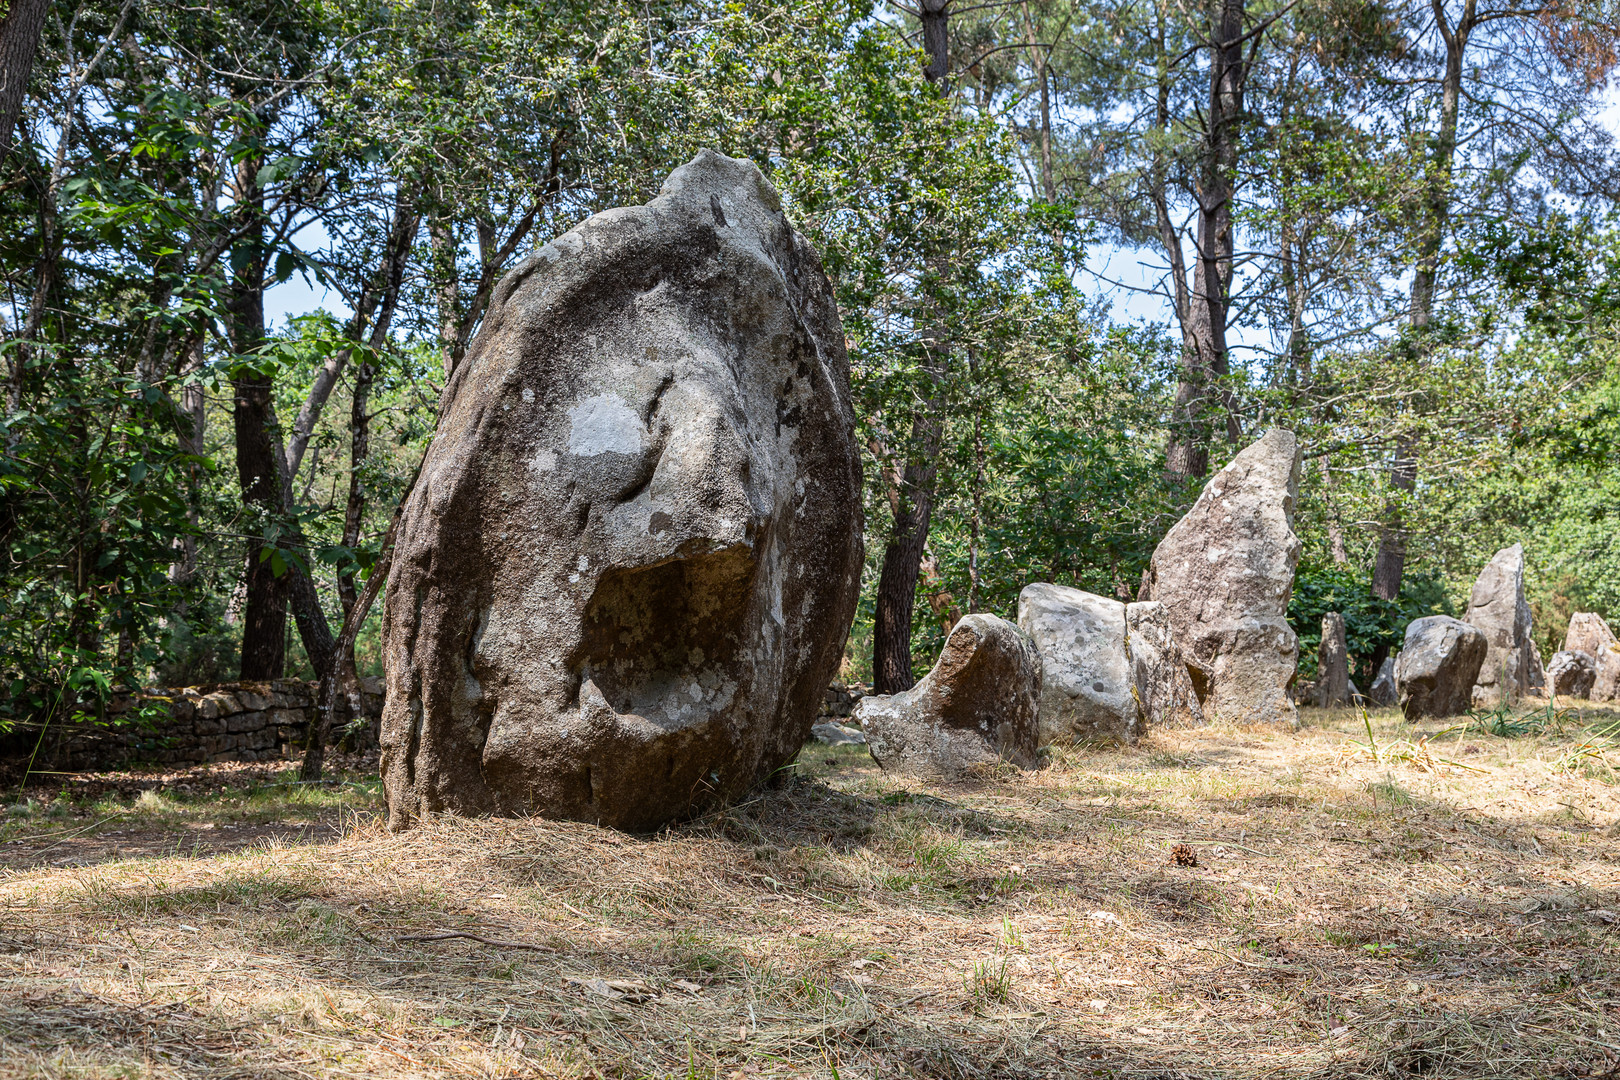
{"left": 873, "top": 453, "right": 938, "bottom": 693}
{"left": 0, "top": 0, "right": 48, "bottom": 155}
{"left": 337, "top": 356, "right": 373, "bottom": 675}
{"left": 229, "top": 156, "right": 289, "bottom": 680}
{"left": 1165, "top": 0, "right": 1247, "bottom": 481}
{"left": 428, "top": 215, "right": 463, "bottom": 377}
{"left": 920, "top": 0, "right": 950, "bottom": 87}
{"left": 870, "top": 0, "right": 954, "bottom": 692}
{"left": 1369, "top": 0, "right": 1473, "bottom": 598}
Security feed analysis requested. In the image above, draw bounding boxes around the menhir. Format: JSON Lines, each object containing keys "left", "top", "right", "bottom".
{"left": 1139, "top": 429, "right": 1303, "bottom": 725}
{"left": 379, "top": 151, "right": 863, "bottom": 831}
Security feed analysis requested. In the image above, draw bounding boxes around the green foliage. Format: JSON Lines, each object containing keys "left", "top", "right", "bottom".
{"left": 1289, "top": 564, "right": 1449, "bottom": 683}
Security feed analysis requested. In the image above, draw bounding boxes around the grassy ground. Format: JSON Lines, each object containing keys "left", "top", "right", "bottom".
{"left": 2, "top": 704, "right": 1619, "bottom": 1079}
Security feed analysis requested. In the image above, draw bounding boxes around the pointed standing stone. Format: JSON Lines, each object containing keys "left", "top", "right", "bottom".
{"left": 1462, "top": 544, "right": 1533, "bottom": 706}
{"left": 1369, "top": 656, "right": 1398, "bottom": 707}
{"left": 1140, "top": 429, "right": 1303, "bottom": 725}
{"left": 1315, "top": 612, "right": 1352, "bottom": 708}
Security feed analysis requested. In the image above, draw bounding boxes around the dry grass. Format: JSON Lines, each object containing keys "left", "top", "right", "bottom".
{"left": 3, "top": 705, "right": 1619, "bottom": 1079}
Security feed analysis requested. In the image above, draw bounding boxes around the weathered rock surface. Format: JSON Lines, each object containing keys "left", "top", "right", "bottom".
{"left": 1463, "top": 544, "right": 1533, "bottom": 706}
{"left": 1528, "top": 640, "right": 1546, "bottom": 694}
{"left": 1394, "top": 616, "right": 1488, "bottom": 719}
{"left": 1315, "top": 612, "right": 1352, "bottom": 708}
{"left": 1017, "top": 584, "right": 1138, "bottom": 745}
{"left": 855, "top": 615, "right": 1040, "bottom": 776}
{"left": 811, "top": 722, "right": 866, "bottom": 746}
{"left": 1369, "top": 656, "right": 1398, "bottom": 707}
{"left": 1139, "top": 429, "right": 1303, "bottom": 725}
{"left": 379, "top": 151, "right": 864, "bottom": 831}
{"left": 1547, "top": 650, "right": 1597, "bottom": 699}
{"left": 1563, "top": 613, "right": 1620, "bottom": 702}
{"left": 1125, "top": 601, "right": 1206, "bottom": 728}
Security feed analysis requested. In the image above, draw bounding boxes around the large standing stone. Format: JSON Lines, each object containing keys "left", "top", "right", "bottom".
{"left": 1315, "top": 612, "right": 1352, "bottom": 708}
{"left": 379, "top": 151, "right": 863, "bottom": 831}
{"left": 1125, "top": 601, "right": 1206, "bottom": 728}
{"left": 855, "top": 615, "right": 1040, "bottom": 776}
{"left": 1139, "top": 429, "right": 1303, "bottom": 725}
{"left": 1368, "top": 656, "right": 1398, "bottom": 707}
{"left": 1017, "top": 584, "right": 1138, "bottom": 745}
{"left": 1394, "top": 616, "right": 1488, "bottom": 720}
{"left": 1563, "top": 613, "right": 1620, "bottom": 702}
{"left": 1547, "top": 650, "right": 1597, "bottom": 699}
{"left": 1463, "top": 544, "right": 1533, "bottom": 706}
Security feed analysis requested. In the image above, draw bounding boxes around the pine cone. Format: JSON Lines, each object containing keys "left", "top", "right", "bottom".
{"left": 1171, "top": 843, "right": 1198, "bottom": 868}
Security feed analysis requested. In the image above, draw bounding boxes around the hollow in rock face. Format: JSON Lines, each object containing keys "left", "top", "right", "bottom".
{"left": 378, "top": 151, "right": 863, "bottom": 831}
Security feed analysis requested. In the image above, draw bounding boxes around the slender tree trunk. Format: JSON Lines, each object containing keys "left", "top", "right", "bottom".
{"left": 919, "top": 0, "right": 950, "bottom": 87}
{"left": 871, "top": 0, "right": 952, "bottom": 693}
{"left": 428, "top": 215, "right": 462, "bottom": 377}
{"left": 0, "top": 0, "right": 48, "bottom": 155}
{"left": 873, "top": 448, "right": 939, "bottom": 693}
{"left": 337, "top": 358, "right": 373, "bottom": 671}
{"left": 1166, "top": 0, "right": 1247, "bottom": 481}
{"left": 228, "top": 157, "right": 289, "bottom": 680}
{"left": 1369, "top": 0, "right": 1472, "bottom": 600}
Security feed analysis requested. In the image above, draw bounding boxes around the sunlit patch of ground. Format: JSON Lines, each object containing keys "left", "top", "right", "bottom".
{"left": 2, "top": 704, "right": 1617, "bottom": 1078}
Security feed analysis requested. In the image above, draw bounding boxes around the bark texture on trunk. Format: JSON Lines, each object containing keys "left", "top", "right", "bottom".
{"left": 1164, "top": 0, "right": 1247, "bottom": 481}
{"left": 0, "top": 0, "right": 48, "bottom": 154}
{"left": 920, "top": 0, "right": 950, "bottom": 86}
{"left": 229, "top": 159, "right": 294, "bottom": 679}
{"left": 873, "top": 463, "right": 937, "bottom": 693}
{"left": 870, "top": 0, "right": 954, "bottom": 693}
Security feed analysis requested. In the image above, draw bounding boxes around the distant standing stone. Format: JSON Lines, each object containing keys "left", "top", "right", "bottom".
{"left": 1368, "top": 656, "right": 1398, "bottom": 707}
{"left": 1315, "top": 612, "right": 1352, "bottom": 708}
{"left": 1394, "top": 616, "right": 1488, "bottom": 720}
{"left": 1527, "top": 640, "right": 1546, "bottom": 694}
{"left": 811, "top": 722, "right": 867, "bottom": 746}
{"left": 1563, "top": 613, "right": 1620, "bottom": 702}
{"left": 1547, "top": 650, "right": 1597, "bottom": 699}
{"left": 1462, "top": 544, "right": 1533, "bottom": 706}
{"left": 378, "top": 150, "right": 863, "bottom": 832}
{"left": 1140, "top": 429, "right": 1303, "bottom": 725}
{"left": 1017, "top": 583, "right": 1139, "bottom": 745}
{"left": 855, "top": 615, "right": 1041, "bottom": 776}
{"left": 1126, "top": 601, "right": 1206, "bottom": 728}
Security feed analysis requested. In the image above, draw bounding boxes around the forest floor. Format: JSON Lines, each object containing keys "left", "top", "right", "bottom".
{"left": 1, "top": 704, "right": 1619, "bottom": 1079}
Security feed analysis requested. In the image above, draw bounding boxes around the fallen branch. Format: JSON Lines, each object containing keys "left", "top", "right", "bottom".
{"left": 393, "top": 930, "right": 555, "bottom": 952}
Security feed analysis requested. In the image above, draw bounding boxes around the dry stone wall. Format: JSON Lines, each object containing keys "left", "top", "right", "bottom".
{"left": 7, "top": 679, "right": 384, "bottom": 772}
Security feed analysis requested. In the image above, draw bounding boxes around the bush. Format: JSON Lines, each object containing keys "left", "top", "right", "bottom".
{"left": 1290, "top": 564, "right": 1451, "bottom": 685}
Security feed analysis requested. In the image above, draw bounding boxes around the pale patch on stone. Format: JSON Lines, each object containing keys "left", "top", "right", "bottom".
{"left": 529, "top": 448, "right": 557, "bottom": 474}
{"left": 567, "top": 393, "right": 645, "bottom": 456}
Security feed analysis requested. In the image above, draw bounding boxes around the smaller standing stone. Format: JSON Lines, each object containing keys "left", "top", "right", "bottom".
{"left": 1017, "top": 584, "right": 1138, "bottom": 745}
{"left": 856, "top": 615, "right": 1040, "bottom": 776}
{"left": 1547, "top": 650, "right": 1597, "bottom": 699}
{"left": 1315, "top": 612, "right": 1352, "bottom": 708}
{"left": 1369, "top": 656, "right": 1398, "bottom": 707}
{"left": 1563, "top": 613, "right": 1620, "bottom": 702}
{"left": 1462, "top": 544, "right": 1533, "bottom": 706}
{"left": 1394, "top": 616, "right": 1488, "bottom": 720}
{"left": 1125, "top": 601, "right": 1206, "bottom": 728}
